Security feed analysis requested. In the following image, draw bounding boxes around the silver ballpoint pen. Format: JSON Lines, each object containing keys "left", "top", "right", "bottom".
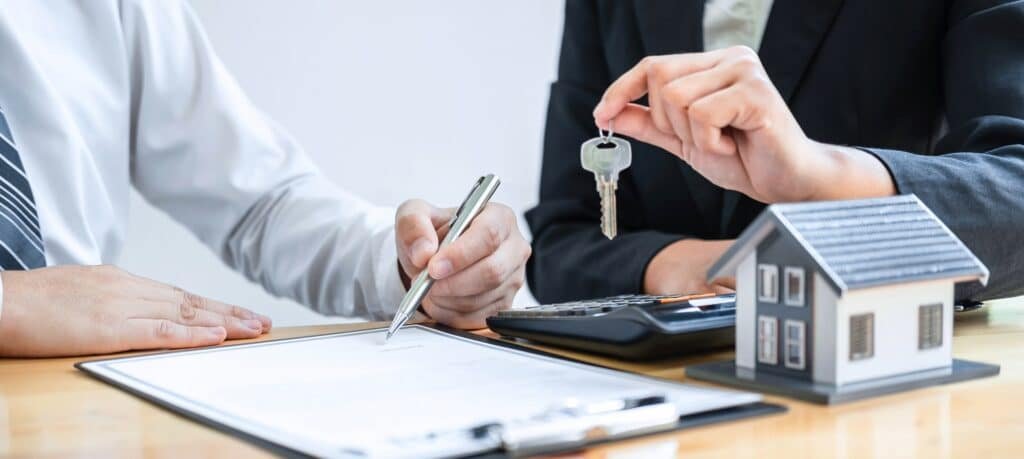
{"left": 385, "top": 174, "right": 501, "bottom": 341}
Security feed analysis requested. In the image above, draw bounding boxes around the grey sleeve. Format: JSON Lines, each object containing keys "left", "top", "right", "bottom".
{"left": 860, "top": 1, "right": 1024, "bottom": 301}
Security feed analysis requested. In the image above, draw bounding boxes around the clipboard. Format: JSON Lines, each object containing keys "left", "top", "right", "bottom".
{"left": 77, "top": 324, "right": 784, "bottom": 458}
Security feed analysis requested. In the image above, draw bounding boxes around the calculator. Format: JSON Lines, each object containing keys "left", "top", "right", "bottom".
{"left": 486, "top": 293, "right": 736, "bottom": 360}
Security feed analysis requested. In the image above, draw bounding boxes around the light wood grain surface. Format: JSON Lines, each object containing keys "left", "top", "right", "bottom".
{"left": 1, "top": 300, "right": 1021, "bottom": 458}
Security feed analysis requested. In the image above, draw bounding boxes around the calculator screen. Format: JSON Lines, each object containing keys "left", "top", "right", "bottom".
{"left": 643, "top": 295, "right": 736, "bottom": 322}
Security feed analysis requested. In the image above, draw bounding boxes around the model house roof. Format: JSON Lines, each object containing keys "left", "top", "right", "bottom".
{"left": 707, "top": 195, "right": 989, "bottom": 293}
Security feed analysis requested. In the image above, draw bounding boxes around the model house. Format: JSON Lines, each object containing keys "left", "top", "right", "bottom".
{"left": 707, "top": 195, "right": 989, "bottom": 386}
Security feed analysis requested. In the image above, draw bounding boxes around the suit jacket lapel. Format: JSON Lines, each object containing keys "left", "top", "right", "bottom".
{"left": 758, "top": 0, "right": 845, "bottom": 102}
{"left": 633, "top": 1, "right": 724, "bottom": 233}
{"left": 720, "top": 0, "right": 845, "bottom": 235}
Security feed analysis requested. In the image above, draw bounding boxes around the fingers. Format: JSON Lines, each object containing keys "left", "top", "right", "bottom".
{"left": 649, "top": 56, "right": 726, "bottom": 135}
{"left": 419, "top": 203, "right": 527, "bottom": 328}
{"left": 688, "top": 103, "right": 736, "bottom": 157}
{"left": 430, "top": 265, "right": 526, "bottom": 312}
{"left": 140, "top": 292, "right": 263, "bottom": 339}
{"left": 593, "top": 59, "right": 651, "bottom": 126}
{"left": 660, "top": 55, "right": 749, "bottom": 113}
{"left": 595, "top": 46, "right": 768, "bottom": 160}
{"left": 686, "top": 134, "right": 753, "bottom": 195}
{"left": 712, "top": 277, "right": 736, "bottom": 292}
{"left": 120, "top": 319, "right": 227, "bottom": 350}
{"left": 428, "top": 203, "right": 517, "bottom": 280}
{"left": 123, "top": 270, "right": 273, "bottom": 333}
{"left": 660, "top": 63, "right": 741, "bottom": 153}
{"left": 181, "top": 290, "right": 273, "bottom": 333}
{"left": 606, "top": 96, "right": 753, "bottom": 193}
{"left": 688, "top": 79, "right": 774, "bottom": 133}
{"left": 395, "top": 199, "right": 454, "bottom": 271}
{"left": 423, "top": 297, "right": 509, "bottom": 330}
{"left": 682, "top": 84, "right": 763, "bottom": 162}
{"left": 163, "top": 287, "right": 269, "bottom": 336}
{"left": 645, "top": 58, "right": 671, "bottom": 134}
{"left": 609, "top": 104, "right": 684, "bottom": 157}
{"left": 594, "top": 51, "right": 724, "bottom": 126}
{"left": 664, "top": 104, "right": 696, "bottom": 162}
{"left": 431, "top": 237, "right": 528, "bottom": 298}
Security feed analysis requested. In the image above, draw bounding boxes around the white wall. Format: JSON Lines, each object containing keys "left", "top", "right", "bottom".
{"left": 118, "top": 1, "right": 564, "bottom": 326}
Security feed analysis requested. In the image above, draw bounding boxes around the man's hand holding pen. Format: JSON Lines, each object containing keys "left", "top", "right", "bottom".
{"left": 394, "top": 199, "right": 531, "bottom": 330}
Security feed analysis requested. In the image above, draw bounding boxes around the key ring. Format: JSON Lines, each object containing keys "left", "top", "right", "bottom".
{"left": 598, "top": 119, "right": 615, "bottom": 144}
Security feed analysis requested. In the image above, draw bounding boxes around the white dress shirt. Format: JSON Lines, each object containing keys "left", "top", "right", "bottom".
{"left": 0, "top": 0, "right": 776, "bottom": 320}
{"left": 704, "top": 0, "right": 775, "bottom": 52}
{"left": 0, "top": 0, "right": 406, "bottom": 319}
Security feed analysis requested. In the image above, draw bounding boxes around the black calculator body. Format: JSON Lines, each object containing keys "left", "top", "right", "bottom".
{"left": 486, "top": 294, "right": 736, "bottom": 360}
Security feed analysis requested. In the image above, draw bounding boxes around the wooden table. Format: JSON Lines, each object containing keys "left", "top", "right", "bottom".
{"left": 1, "top": 300, "right": 1022, "bottom": 458}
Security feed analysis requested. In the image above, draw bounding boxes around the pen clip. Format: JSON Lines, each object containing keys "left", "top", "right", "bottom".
{"left": 451, "top": 175, "right": 486, "bottom": 227}
{"left": 441, "top": 174, "right": 500, "bottom": 246}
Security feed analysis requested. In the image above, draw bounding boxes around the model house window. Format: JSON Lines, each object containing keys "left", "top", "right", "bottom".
{"left": 849, "top": 313, "right": 875, "bottom": 361}
{"left": 919, "top": 303, "right": 943, "bottom": 350}
{"left": 757, "top": 264, "right": 778, "bottom": 303}
{"left": 784, "top": 320, "right": 806, "bottom": 370}
{"left": 757, "top": 315, "right": 778, "bottom": 365}
{"left": 784, "top": 267, "right": 805, "bottom": 306}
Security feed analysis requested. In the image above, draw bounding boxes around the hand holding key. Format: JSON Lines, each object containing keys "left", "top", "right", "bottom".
{"left": 592, "top": 47, "right": 895, "bottom": 204}
{"left": 581, "top": 121, "right": 632, "bottom": 239}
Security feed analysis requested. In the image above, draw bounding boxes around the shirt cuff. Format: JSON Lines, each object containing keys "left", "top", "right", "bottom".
{"left": 852, "top": 147, "right": 906, "bottom": 194}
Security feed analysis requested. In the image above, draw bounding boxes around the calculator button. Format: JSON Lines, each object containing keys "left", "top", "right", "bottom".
{"left": 625, "top": 298, "right": 655, "bottom": 305}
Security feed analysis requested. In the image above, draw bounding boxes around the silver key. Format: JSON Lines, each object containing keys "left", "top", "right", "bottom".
{"left": 581, "top": 122, "right": 632, "bottom": 239}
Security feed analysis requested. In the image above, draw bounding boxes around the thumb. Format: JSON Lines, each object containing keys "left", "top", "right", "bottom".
{"left": 712, "top": 276, "right": 736, "bottom": 292}
{"left": 395, "top": 199, "right": 452, "bottom": 270}
{"left": 600, "top": 104, "right": 683, "bottom": 159}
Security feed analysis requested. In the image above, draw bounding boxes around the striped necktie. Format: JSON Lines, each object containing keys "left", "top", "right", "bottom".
{"left": 0, "top": 105, "right": 45, "bottom": 270}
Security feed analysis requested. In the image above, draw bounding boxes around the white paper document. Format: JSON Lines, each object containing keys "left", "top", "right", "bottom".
{"left": 79, "top": 326, "right": 760, "bottom": 458}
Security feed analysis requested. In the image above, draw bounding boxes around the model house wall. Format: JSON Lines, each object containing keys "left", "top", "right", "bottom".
{"left": 753, "top": 231, "right": 818, "bottom": 380}
{"left": 812, "top": 272, "right": 839, "bottom": 384}
{"left": 832, "top": 279, "right": 954, "bottom": 385}
{"left": 735, "top": 251, "right": 756, "bottom": 369}
{"left": 736, "top": 238, "right": 838, "bottom": 379}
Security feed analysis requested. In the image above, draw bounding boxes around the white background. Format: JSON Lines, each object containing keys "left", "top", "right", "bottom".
{"left": 119, "top": 0, "right": 565, "bottom": 326}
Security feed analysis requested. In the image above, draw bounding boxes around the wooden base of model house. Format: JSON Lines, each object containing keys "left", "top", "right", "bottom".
{"left": 686, "top": 358, "right": 999, "bottom": 405}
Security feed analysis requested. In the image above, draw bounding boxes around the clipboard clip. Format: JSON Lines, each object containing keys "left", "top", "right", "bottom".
{"left": 469, "top": 394, "right": 679, "bottom": 456}
{"left": 380, "top": 394, "right": 678, "bottom": 458}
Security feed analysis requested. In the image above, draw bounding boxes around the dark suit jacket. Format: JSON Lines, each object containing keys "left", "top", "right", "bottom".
{"left": 526, "top": 0, "right": 1024, "bottom": 304}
